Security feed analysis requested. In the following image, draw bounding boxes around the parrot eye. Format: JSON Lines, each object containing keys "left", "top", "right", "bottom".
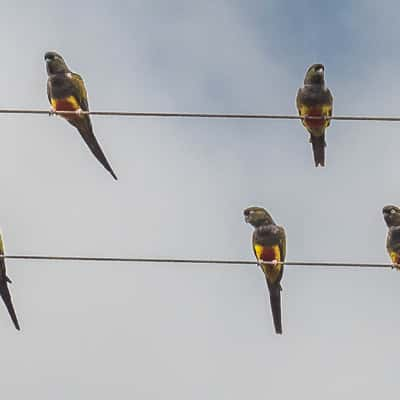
{"left": 391, "top": 209, "right": 397, "bottom": 214}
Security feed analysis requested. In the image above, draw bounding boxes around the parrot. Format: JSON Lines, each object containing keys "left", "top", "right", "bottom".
{"left": 383, "top": 205, "right": 400, "bottom": 269}
{"left": 45, "top": 51, "right": 117, "bottom": 180}
{"left": 244, "top": 206, "right": 286, "bottom": 334}
{"left": 296, "top": 63, "right": 333, "bottom": 167}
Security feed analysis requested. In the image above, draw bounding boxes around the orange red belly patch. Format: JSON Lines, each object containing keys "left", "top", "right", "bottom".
{"left": 254, "top": 244, "right": 282, "bottom": 283}
{"left": 299, "top": 104, "right": 331, "bottom": 129}
{"left": 51, "top": 96, "right": 81, "bottom": 120}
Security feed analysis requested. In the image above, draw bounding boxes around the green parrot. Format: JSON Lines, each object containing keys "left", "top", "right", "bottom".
{"left": 45, "top": 51, "right": 117, "bottom": 180}
{"left": 0, "top": 233, "right": 20, "bottom": 330}
{"left": 296, "top": 64, "right": 333, "bottom": 167}
{"left": 244, "top": 206, "right": 286, "bottom": 334}
{"left": 383, "top": 205, "right": 400, "bottom": 269}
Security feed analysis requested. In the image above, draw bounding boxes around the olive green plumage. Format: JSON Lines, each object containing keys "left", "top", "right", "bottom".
{"left": 0, "top": 233, "right": 20, "bottom": 330}
{"left": 244, "top": 206, "right": 286, "bottom": 334}
{"left": 296, "top": 64, "right": 333, "bottom": 167}
{"left": 45, "top": 51, "right": 117, "bottom": 180}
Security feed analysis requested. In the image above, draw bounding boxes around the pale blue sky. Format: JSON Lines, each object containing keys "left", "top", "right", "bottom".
{"left": 0, "top": 1, "right": 399, "bottom": 398}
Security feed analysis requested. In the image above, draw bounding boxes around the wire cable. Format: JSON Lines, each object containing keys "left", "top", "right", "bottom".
{"left": 0, "top": 254, "right": 394, "bottom": 269}
{"left": 2, "top": 109, "right": 400, "bottom": 122}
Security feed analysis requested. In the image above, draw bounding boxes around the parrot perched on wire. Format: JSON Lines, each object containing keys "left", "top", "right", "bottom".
{"left": 296, "top": 64, "right": 333, "bottom": 167}
{"left": 45, "top": 51, "right": 117, "bottom": 180}
{"left": 383, "top": 205, "right": 400, "bottom": 269}
{"left": 244, "top": 206, "right": 286, "bottom": 334}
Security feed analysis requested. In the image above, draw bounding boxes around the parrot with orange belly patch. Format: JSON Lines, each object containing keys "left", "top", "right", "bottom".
{"left": 296, "top": 64, "right": 333, "bottom": 167}
{"left": 45, "top": 51, "right": 117, "bottom": 180}
{"left": 383, "top": 205, "right": 400, "bottom": 270}
{"left": 244, "top": 206, "right": 286, "bottom": 334}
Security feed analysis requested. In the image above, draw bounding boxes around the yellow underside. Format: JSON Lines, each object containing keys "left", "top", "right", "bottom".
{"left": 390, "top": 251, "right": 399, "bottom": 264}
{"left": 254, "top": 244, "right": 282, "bottom": 283}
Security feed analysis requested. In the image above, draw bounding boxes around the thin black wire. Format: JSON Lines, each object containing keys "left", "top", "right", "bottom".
{"left": 1, "top": 109, "right": 400, "bottom": 121}
{"left": 0, "top": 254, "right": 394, "bottom": 269}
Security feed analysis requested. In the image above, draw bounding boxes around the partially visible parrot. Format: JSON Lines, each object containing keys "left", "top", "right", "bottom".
{"left": 244, "top": 206, "right": 286, "bottom": 334}
{"left": 383, "top": 205, "right": 400, "bottom": 269}
{"left": 45, "top": 51, "right": 117, "bottom": 180}
{"left": 296, "top": 64, "right": 333, "bottom": 167}
{"left": 0, "top": 232, "right": 20, "bottom": 330}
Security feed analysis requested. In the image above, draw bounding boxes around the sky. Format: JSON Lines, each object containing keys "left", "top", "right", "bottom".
{"left": 0, "top": 0, "right": 399, "bottom": 398}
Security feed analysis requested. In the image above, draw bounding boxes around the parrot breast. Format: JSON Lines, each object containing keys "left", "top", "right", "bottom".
{"left": 255, "top": 245, "right": 280, "bottom": 262}
{"left": 52, "top": 96, "right": 80, "bottom": 111}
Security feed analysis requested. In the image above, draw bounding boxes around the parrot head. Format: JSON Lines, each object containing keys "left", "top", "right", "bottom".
{"left": 244, "top": 206, "right": 274, "bottom": 227}
{"left": 383, "top": 205, "right": 400, "bottom": 227}
{"left": 45, "top": 51, "right": 70, "bottom": 75}
{"left": 304, "top": 63, "right": 325, "bottom": 85}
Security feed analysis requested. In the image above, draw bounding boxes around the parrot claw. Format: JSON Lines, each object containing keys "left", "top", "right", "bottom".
{"left": 75, "top": 108, "right": 83, "bottom": 116}
{"left": 258, "top": 259, "right": 278, "bottom": 266}
{"left": 392, "top": 263, "right": 400, "bottom": 270}
{"left": 49, "top": 107, "right": 56, "bottom": 116}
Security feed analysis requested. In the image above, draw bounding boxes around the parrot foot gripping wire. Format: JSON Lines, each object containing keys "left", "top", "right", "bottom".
{"left": 48, "top": 108, "right": 84, "bottom": 117}
{"left": 258, "top": 259, "right": 279, "bottom": 266}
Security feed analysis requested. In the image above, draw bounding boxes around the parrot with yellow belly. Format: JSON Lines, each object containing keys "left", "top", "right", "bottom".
{"left": 296, "top": 63, "right": 333, "bottom": 167}
{"left": 383, "top": 205, "right": 400, "bottom": 269}
{"left": 45, "top": 51, "right": 117, "bottom": 180}
{"left": 244, "top": 206, "right": 286, "bottom": 334}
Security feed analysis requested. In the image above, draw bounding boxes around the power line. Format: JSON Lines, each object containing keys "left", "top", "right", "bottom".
{"left": 0, "top": 254, "right": 395, "bottom": 269}
{"left": 1, "top": 108, "right": 400, "bottom": 122}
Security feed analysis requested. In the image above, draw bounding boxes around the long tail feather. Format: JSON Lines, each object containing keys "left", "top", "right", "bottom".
{"left": 268, "top": 283, "right": 282, "bottom": 334}
{"left": 310, "top": 134, "right": 326, "bottom": 167}
{"left": 70, "top": 116, "right": 118, "bottom": 180}
{"left": 0, "top": 277, "right": 20, "bottom": 330}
